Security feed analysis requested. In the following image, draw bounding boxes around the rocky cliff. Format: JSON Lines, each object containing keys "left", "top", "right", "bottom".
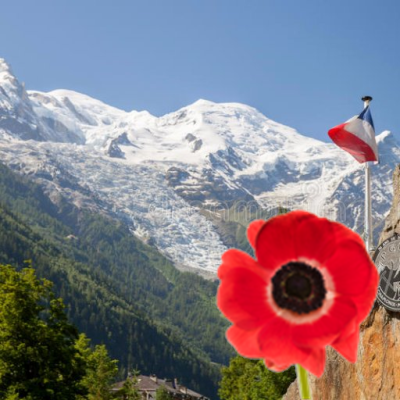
{"left": 381, "top": 165, "right": 400, "bottom": 243}
{"left": 283, "top": 166, "right": 400, "bottom": 400}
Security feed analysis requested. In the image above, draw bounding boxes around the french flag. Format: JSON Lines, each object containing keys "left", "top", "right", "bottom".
{"left": 328, "top": 106, "right": 379, "bottom": 163}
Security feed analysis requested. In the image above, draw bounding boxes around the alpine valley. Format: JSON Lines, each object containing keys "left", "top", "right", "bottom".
{"left": 0, "top": 58, "right": 398, "bottom": 398}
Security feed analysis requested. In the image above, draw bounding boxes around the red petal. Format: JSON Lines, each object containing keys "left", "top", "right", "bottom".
{"left": 350, "top": 271, "right": 378, "bottom": 323}
{"left": 255, "top": 211, "right": 314, "bottom": 271}
{"left": 331, "top": 328, "right": 359, "bottom": 363}
{"left": 330, "top": 221, "right": 365, "bottom": 247}
{"left": 226, "top": 325, "right": 263, "bottom": 358}
{"left": 217, "top": 253, "right": 275, "bottom": 328}
{"left": 295, "top": 216, "right": 343, "bottom": 264}
{"left": 293, "top": 214, "right": 365, "bottom": 266}
{"left": 257, "top": 316, "right": 310, "bottom": 365}
{"left": 265, "top": 348, "right": 326, "bottom": 377}
{"left": 292, "top": 296, "right": 358, "bottom": 348}
{"left": 264, "top": 358, "right": 292, "bottom": 372}
{"left": 301, "top": 347, "right": 326, "bottom": 377}
{"left": 247, "top": 220, "right": 266, "bottom": 249}
{"left": 336, "top": 317, "right": 357, "bottom": 343}
{"left": 324, "top": 240, "right": 375, "bottom": 296}
{"left": 218, "top": 249, "right": 270, "bottom": 281}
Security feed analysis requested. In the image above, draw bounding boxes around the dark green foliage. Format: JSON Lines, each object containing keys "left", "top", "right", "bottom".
{"left": 0, "top": 163, "right": 229, "bottom": 399}
{"left": 117, "top": 372, "right": 141, "bottom": 400}
{"left": 0, "top": 264, "right": 87, "bottom": 399}
{"left": 75, "top": 334, "right": 119, "bottom": 400}
{"left": 155, "top": 386, "right": 173, "bottom": 400}
{"left": 219, "top": 356, "right": 296, "bottom": 400}
{"left": 70, "top": 213, "right": 232, "bottom": 366}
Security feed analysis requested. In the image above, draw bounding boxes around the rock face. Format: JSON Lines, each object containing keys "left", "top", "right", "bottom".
{"left": 283, "top": 305, "right": 400, "bottom": 400}
{"left": 283, "top": 166, "right": 400, "bottom": 400}
{"left": 380, "top": 165, "right": 400, "bottom": 243}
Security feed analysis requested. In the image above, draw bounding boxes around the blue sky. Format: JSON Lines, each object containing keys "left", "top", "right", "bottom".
{"left": 1, "top": 0, "right": 399, "bottom": 141}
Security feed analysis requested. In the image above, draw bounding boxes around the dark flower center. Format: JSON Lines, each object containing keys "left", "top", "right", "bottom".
{"left": 286, "top": 274, "right": 312, "bottom": 299}
{"left": 271, "top": 261, "right": 326, "bottom": 314}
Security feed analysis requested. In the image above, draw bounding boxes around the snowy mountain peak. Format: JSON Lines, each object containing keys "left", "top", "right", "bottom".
{"left": 0, "top": 58, "right": 13, "bottom": 74}
{"left": 48, "top": 89, "right": 126, "bottom": 121}
{"left": 190, "top": 98, "right": 216, "bottom": 107}
{"left": 28, "top": 88, "right": 127, "bottom": 141}
{"left": 0, "top": 59, "right": 399, "bottom": 274}
{"left": 377, "top": 130, "right": 394, "bottom": 142}
{"left": 182, "top": 99, "right": 263, "bottom": 122}
{"left": 0, "top": 59, "right": 19, "bottom": 82}
{"left": 0, "top": 59, "right": 43, "bottom": 141}
{"left": 0, "top": 58, "right": 25, "bottom": 99}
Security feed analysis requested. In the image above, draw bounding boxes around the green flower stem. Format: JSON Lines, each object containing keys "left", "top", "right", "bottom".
{"left": 296, "top": 364, "right": 312, "bottom": 399}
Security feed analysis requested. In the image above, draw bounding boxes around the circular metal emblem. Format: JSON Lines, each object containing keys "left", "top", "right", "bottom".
{"left": 373, "top": 234, "right": 400, "bottom": 312}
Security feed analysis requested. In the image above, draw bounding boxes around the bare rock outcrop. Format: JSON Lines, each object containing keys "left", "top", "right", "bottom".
{"left": 381, "top": 165, "right": 400, "bottom": 243}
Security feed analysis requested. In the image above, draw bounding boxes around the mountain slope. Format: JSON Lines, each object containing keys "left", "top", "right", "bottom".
{"left": 0, "top": 162, "right": 231, "bottom": 399}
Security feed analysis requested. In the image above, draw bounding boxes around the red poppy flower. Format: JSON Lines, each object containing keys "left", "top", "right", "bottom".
{"left": 217, "top": 211, "right": 378, "bottom": 377}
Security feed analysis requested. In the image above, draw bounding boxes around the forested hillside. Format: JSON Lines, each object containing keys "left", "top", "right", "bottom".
{"left": 0, "top": 163, "right": 235, "bottom": 399}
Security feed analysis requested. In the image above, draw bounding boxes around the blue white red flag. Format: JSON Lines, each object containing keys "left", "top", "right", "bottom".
{"left": 328, "top": 106, "right": 379, "bottom": 163}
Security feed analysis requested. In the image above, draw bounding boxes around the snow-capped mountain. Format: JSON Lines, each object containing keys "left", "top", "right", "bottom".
{"left": 0, "top": 58, "right": 398, "bottom": 274}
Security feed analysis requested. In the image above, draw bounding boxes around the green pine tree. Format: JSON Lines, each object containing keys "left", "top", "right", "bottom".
{"left": 76, "top": 334, "right": 118, "bottom": 400}
{"left": 119, "top": 371, "right": 141, "bottom": 400}
{"left": 0, "top": 263, "right": 87, "bottom": 399}
{"left": 155, "top": 386, "right": 173, "bottom": 400}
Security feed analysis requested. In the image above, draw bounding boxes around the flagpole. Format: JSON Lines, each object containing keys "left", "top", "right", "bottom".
{"left": 362, "top": 95, "right": 373, "bottom": 252}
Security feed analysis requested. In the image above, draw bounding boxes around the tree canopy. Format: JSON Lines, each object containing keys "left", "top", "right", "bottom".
{"left": 218, "top": 356, "right": 295, "bottom": 400}
{"left": 0, "top": 263, "right": 123, "bottom": 400}
{"left": 155, "top": 386, "right": 174, "bottom": 400}
{"left": 0, "top": 263, "right": 87, "bottom": 399}
{"left": 75, "top": 334, "right": 119, "bottom": 400}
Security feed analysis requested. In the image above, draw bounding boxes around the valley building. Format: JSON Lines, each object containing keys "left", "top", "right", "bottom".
{"left": 112, "top": 374, "right": 210, "bottom": 400}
